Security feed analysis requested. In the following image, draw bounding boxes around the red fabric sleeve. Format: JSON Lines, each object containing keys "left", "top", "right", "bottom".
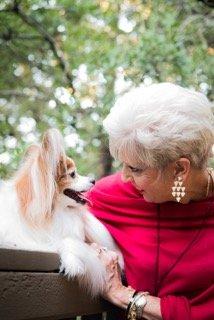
{"left": 161, "top": 285, "right": 214, "bottom": 320}
{"left": 161, "top": 296, "right": 191, "bottom": 320}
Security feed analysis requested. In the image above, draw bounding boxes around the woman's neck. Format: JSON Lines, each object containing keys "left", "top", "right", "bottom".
{"left": 184, "top": 168, "right": 214, "bottom": 203}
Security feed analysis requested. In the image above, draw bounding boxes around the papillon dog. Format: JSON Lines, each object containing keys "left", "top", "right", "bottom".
{"left": 0, "top": 129, "right": 123, "bottom": 296}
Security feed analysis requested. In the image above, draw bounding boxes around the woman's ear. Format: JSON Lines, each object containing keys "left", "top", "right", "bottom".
{"left": 174, "top": 158, "right": 190, "bottom": 181}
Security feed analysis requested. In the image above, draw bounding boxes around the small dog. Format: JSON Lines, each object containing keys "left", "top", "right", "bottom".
{"left": 0, "top": 129, "right": 123, "bottom": 296}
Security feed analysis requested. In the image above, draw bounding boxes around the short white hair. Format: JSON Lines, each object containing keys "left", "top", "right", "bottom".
{"left": 103, "top": 83, "right": 214, "bottom": 169}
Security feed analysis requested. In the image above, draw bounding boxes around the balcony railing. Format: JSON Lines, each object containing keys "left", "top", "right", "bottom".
{"left": 0, "top": 248, "right": 124, "bottom": 320}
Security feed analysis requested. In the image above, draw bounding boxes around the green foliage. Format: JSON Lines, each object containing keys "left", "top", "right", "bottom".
{"left": 0, "top": 0, "right": 213, "bottom": 179}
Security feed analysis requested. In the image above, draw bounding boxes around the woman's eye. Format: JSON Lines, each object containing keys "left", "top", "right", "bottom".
{"left": 131, "top": 168, "right": 142, "bottom": 173}
{"left": 128, "top": 166, "right": 141, "bottom": 172}
{"left": 70, "top": 171, "right": 76, "bottom": 178}
{"left": 128, "top": 165, "right": 146, "bottom": 173}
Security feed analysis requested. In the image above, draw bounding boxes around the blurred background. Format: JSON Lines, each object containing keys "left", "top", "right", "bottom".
{"left": 0, "top": 0, "right": 213, "bottom": 179}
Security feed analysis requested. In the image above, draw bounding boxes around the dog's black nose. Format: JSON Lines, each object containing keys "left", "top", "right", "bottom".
{"left": 90, "top": 179, "right": 95, "bottom": 185}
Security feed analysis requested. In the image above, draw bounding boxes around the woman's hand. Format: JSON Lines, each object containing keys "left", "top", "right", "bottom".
{"left": 90, "top": 243, "right": 162, "bottom": 319}
{"left": 90, "top": 243, "right": 135, "bottom": 308}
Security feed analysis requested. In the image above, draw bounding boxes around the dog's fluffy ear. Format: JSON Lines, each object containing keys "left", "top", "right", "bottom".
{"left": 15, "top": 144, "right": 40, "bottom": 225}
{"left": 15, "top": 129, "right": 66, "bottom": 227}
{"left": 42, "top": 129, "right": 67, "bottom": 177}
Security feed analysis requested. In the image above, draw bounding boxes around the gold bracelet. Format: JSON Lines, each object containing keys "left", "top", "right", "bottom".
{"left": 126, "top": 290, "right": 138, "bottom": 320}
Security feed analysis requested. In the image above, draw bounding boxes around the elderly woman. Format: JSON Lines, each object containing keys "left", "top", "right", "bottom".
{"left": 87, "top": 83, "right": 214, "bottom": 320}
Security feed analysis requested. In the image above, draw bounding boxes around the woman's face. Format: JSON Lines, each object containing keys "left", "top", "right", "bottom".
{"left": 121, "top": 162, "right": 174, "bottom": 203}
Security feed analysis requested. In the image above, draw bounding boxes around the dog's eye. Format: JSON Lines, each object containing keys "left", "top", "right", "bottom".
{"left": 70, "top": 171, "right": 76, "bottom": 178}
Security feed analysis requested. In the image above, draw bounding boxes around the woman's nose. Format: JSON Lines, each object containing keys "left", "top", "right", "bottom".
{"left": 121, "top": 166, "right": 132, "bottom": 183}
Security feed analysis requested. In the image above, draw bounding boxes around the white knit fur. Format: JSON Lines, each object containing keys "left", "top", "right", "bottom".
{"left": 0, "top": 129, "right": 123, "bottom": 297}
{"left": 103, "top": 83, "right": 214, "bottom": 169}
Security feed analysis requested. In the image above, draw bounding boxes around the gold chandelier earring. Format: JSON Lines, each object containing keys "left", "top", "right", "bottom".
{"left": 172, "top": 176, "right": 186, "bottom": 202}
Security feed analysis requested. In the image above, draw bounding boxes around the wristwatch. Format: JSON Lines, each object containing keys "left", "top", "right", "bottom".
{"left": 127, "top": 291, "right": 149, "bottom": 320}
{"left": 135, "top": 294, "right": 148, "bottom": 319}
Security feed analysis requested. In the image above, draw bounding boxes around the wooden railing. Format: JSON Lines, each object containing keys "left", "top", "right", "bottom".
{"left": 0, "top": 249, "right": 124, "bottom": 320}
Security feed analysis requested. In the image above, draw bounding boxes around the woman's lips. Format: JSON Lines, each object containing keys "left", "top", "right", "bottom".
{"left": 131, "top": 183, "right": 144, "bottom": 194}
{"left": 135, "top": 186, "right": 144, "bottom": 194}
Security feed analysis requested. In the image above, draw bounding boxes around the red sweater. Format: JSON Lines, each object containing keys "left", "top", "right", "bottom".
{"left": 87, "top": 172, "right": 214, "bottom": 320}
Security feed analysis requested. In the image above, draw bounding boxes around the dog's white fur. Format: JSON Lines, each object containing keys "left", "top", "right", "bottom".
{"left": 0, "top": 129, "right": 123, "bottom": 296}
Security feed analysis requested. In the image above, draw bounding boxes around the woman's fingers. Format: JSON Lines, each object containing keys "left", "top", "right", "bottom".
{"left": 90, "top": 242, "right": 119, "bottom": 263}
{"left": 90, "top": 242, "right": 102, "bottom": 256}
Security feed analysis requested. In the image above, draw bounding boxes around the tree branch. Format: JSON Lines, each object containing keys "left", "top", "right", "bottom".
{"left": 8, "top": 1, "right": 74, "bottom": 92}
{"left": 0, "top": 30, "right": 42, "bottom": 41}
{"left": 0, "top": 89, "right": 51, "bottom": 101}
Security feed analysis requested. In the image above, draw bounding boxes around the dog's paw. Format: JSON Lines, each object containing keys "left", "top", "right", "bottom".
{"left": 60, "top": 255, "right": 85, "bottom": 278}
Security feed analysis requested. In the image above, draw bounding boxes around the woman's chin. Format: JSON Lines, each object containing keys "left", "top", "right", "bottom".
{"left": 142, "top": 193, "right": 152, "bottom": 202}
{"left": 143, "top": 193, "right": 159, "bottom": 204}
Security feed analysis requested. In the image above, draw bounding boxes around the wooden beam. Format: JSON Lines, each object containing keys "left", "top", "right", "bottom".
{"left": 0, "top": 271, "right": 118, "bottom": 319}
